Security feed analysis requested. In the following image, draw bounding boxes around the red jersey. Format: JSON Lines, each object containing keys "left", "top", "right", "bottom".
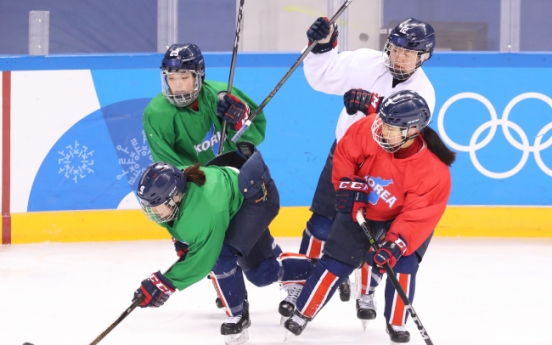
{"left": 332, "top": 114, "right": 451, "bottom": 255}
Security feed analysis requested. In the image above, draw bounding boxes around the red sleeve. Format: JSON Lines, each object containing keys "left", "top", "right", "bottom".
{"left": 332, "top": 115, "right": 376, "bottom": 190}
{"left": 390, "top": 160, "right": 451, "bottom": 254}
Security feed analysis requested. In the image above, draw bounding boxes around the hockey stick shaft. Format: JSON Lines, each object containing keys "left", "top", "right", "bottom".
{"left": 89, "top": 295, "right": 144, "bottom": 345}
{"left": 89, "top": 258, "right": 181, "bottom": 345}
{"left": 218, "top": 0, "right": 246, "bottom": 155}
{"left": 231, "top": 0, "right": 353, "bottom": 143}
{"left": 355, "top": 210, "right": 434, "bottom": 345}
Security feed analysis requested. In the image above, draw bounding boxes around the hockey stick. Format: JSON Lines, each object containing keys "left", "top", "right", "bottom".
{"left": 218, "top": 0, "right": 246, "bottom": 155}
{"left": 89, "top": 295, "right": 144, "bottom": 345}
{"left": 355, "top": 210, "right": 434, "bottom": 345}
{"left": 88, "top": 259, "right": 181, "bottom": 345}
{"left": 231, "top": 0, "right": 353, "bottom": 143}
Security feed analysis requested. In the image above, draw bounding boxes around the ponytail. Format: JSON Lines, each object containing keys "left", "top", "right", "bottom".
{"left": 184, "top": 163, "right": 206, "bottom": 186}
{"left": 422, "top": 127, "right": 456, "bottom": 166}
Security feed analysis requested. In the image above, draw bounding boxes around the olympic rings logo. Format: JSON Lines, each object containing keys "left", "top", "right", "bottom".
{"left": 437, "top": 92, "right": 552, "bottom": 179}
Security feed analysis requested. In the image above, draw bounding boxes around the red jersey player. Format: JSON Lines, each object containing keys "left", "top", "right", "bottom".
{"left": 284, "top": 90, "right": 455, "bottom": 343}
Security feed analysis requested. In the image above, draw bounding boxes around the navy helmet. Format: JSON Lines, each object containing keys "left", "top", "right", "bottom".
{"left": 160, "top": 43, "right": 205, "bottom": 107}
{"left": 137, "top": 161, "right": 186, "bottom": 223}
{"left": 383, "top": 18, "right": 435, "bottom": 80}
{"left": 371, "top": 90, "right": 431, "bottom": 152}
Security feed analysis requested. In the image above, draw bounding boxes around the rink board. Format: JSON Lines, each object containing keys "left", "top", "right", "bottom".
{"left": 9, "top": 205, "right": 552, "bottom": 243}
{"left": 1, "top": 52, "right": 552, "bottom": 243}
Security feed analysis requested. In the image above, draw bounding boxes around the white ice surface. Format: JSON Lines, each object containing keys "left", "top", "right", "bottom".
{"left": 1, "top": 237, "right": 551, "bottom": 345}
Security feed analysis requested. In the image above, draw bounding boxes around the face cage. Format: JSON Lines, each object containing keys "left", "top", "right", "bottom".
{"left": 161, "top": 70, "right": 203, "bottom": 107}
{"left": 140, "top": 197, "right": 180, "bottom": 224}
{"left": 371, "top": 116, "right": 412, "bottom": 153}
{"left": 382, "top": 41, "right": 430, "bottom": 81}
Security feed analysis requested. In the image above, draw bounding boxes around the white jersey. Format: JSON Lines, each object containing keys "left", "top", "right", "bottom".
{"left": 303, "top": 47, "right": 436, "bottom": 141}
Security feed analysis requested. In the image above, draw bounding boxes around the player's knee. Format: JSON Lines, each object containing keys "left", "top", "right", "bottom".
{"left": 307, "top": 213, "right": 333, "bottom": 241}
{"left": 278, "top": 252, "right": 315, "bottom": 282}
{"left": 243, "top": 257, "right": 280, "bottom": 287}
{"left": 317, "top": 255, "right": 356, "bottom": 279}
{"left": 299, "top": 213, "right": 333, "bottom": 258}
{"left": 212, "top": 244, "right": 239, "bottom": 273}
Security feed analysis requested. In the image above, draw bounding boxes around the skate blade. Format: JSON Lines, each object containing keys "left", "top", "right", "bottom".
{"left": 361, "top": 319, "right": 370, "bottom": 331}
{"left": 283, "top": 328, "right": 291, "bottom": 342}
{"left": 280, "top": 315, "right": 290, "bottom": 326}
{"left": 224, "top": 329, "right": 249, "bottom": 345}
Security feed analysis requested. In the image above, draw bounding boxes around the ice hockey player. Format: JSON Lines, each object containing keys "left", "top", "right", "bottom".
{"left": 143, "top": 43, "right": 266, "bottom": 167}
{"left": 132, "top": 143, "right": 313, "bottom": 345}
{"left": 279, "top": 17, "right": 438, "bottom": 329}
{"left": 284, "top": 90, "right": 455, "bottom": 343}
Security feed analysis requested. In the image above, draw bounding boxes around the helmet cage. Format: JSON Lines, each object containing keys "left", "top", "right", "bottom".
{"left": 161, "top": 70, "right": 203, "bottom": 107}
{"left": 383, "top": 39, "right": 430, "bottom": 81}
{"left": 371, "top": 115, "right": 420, "bottom": 153}
{"left": 140, "top": 189, "right": 184, "bottom": 224}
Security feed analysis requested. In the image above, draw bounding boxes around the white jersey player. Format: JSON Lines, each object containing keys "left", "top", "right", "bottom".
{"left": 280, "top": 17, "right": 437, "bottom": 342}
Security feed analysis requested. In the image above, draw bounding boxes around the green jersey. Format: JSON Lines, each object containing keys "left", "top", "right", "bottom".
{"left": 143, "top": 80, "right": 267, "bottom": 166}
{"left": 162, "top": 166, "right": 244, "bottom": 291}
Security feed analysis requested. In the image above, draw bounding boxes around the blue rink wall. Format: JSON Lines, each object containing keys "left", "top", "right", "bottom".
{"left": 1, "top": 52, "right": 551, "bottom": 243}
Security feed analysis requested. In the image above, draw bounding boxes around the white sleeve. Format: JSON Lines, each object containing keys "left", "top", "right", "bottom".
{"left": 303, "top": 47, "right": 383, "bottom": 96}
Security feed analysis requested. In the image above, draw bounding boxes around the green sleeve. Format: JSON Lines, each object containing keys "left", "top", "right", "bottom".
{"left": 164, "top": 211, "right": 229, "bottom": 291}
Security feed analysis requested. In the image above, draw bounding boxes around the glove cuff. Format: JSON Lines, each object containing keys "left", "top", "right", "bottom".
{"left": 309, "top": 24, "right": 338, "bottom": 54}
{"left": 384, "top": 232, "right": 408, "bottom": 256}
{"left": 152, "top": 271, "right": 176, "bottom": 294}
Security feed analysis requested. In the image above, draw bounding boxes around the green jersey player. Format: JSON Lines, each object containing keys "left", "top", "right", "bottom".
{"left": 132, "top": 145, "right": 314, "bottom": 345}
{"left": 143, "top": 43, "right": 267, "bottom": 167}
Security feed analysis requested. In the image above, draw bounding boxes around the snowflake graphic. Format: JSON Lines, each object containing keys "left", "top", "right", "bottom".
{"left": 57, "top": 140, "right": 95, "bottom": 183}
{"left": 116, "top": 130, "right": 152, "bottom": 186}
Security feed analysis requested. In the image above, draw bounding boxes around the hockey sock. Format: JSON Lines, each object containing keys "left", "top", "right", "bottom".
{"left": 299, "top": 213, "right": 333, "bottom": 258}
{"left": 295, "top": 255, "right": 355, "bottom": 318}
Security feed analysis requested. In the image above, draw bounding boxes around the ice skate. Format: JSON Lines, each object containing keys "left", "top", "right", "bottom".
{"left": 283, "top": 310, "right": 309, "bottom": 338}
{"left": 386, "top": 323, "right": 410, "bottom": 343}
{"left": 356, "top": 293, "right": 377, "bottom": 330}
{"left": 221, "top": 302, "right": 251, "bottom": 345}
{"left": 338, "top": 278, "right": 351, "bottom": 301}
{"left": 278, "top": 283, "right": 303, "bottom": 324}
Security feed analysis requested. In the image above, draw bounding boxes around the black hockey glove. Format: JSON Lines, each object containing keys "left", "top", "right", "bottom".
{"left": 133, "top": 271, "right": 176, "bottom": 308}
{"left": 344, "top": 89, "right": 383, "bottom": 115}
{"left": 307, "top": 17, "right": 338, "bottom": 54}
{"left": 172, "top": 237, "right": 189, "bottom": 258}
{"left": 374, "top": 231, "right": 408, "bottom": 273}
{"left": 335, "top": 176, "right": 369, "bottom": 222}
{"left": 217, "top": 93, "right": 251, "bottom": 130}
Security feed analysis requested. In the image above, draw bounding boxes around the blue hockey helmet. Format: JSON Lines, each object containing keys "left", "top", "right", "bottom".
{"left": 137, "top": 161, "right": 186, "bottom": 223}
{"left": 160, "top": 43, "right": 205, "bottom": 107}
{"left": 371, "top": 90, "right": 431, "bottom": 152}
{"left": 383, "top": 18, "right": 435, "bottom": 80}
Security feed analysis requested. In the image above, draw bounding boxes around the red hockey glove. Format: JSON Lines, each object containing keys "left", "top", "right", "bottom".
{"left": 217, "top": 93, "right": 250, "bottom": 130}
{"left": 335, "top": 176, "right": 369, "bottom": 222}
{"left": 172, "top": 237, "right": 189, "bottom": 258}
{"left": 374, "top": 231, "right": 408, "bottom": 273}
{"left": 343, "top": 89, "right": 383, "bottom": 115}
{"left": 133, "top": 271, "right": 176, "bottom": 308}
{"left": 307, "top": 17, "right": 338, "bottom": 54}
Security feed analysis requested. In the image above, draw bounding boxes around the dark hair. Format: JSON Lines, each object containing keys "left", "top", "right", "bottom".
{"left": 422, "top": 127, "right": 456, "bottom": 166}
{"left": 183, "top": 163, "right": 206, "bottom": 186}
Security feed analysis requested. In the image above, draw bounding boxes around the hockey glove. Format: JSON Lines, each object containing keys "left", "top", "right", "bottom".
{"left": 172, "top": 237, "right": 189, "bottom": 258}
{"left": 217, "top": 93, "right": 250, "bottom": 131}
{"left": 307, "top": 17, "right": 338, "bottom": 54}
{"left": 133, "top": 271, "right": 176, "bottom": 308}
{"left": 374, "top": 231, "right": 408, "bottom": 273}
{"left": 335, "top": 176, "right": 369, "bottom": 222}
{"left": 344, "top": 89, "right": 383, "bottom": 115}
